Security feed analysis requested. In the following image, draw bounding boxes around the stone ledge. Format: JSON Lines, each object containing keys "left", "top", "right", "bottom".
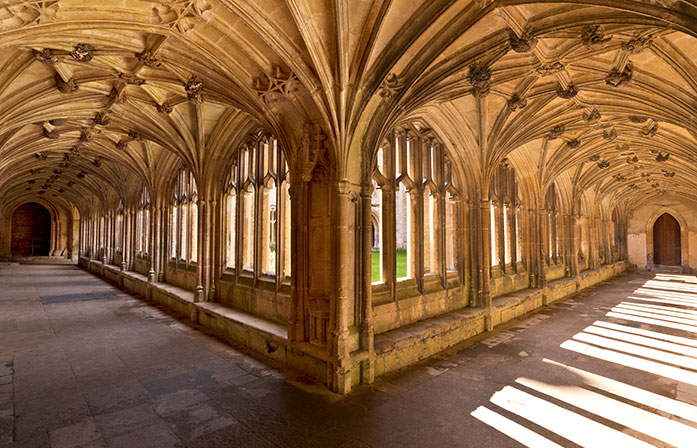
{"left": 371, "top": 261, "right": 627, "bottom": 379}
{"left": 78, "top": 257, "right": 289, "bottom": 366}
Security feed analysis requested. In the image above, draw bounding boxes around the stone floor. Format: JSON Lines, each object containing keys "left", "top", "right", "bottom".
{"left": 2, "top": 264, "right": 697, "bottom": 448}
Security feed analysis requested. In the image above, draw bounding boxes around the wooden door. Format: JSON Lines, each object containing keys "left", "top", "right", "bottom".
{"left": 653, "top": 213, "right": 681, "bottom": 266}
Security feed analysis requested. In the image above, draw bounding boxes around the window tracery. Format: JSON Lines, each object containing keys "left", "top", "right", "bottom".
{"left": 372, "top": 126, "right": 459, "bottom": 285}
{"left": 224, "top": 133, "right": 290, "bottom": 281}
{"left": 169, "top": 167, "right": 198, "bottom": 264}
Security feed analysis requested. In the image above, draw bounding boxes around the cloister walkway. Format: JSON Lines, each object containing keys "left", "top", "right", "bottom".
{"left": 2, "top": 263, "right": 697, "bottom": 447}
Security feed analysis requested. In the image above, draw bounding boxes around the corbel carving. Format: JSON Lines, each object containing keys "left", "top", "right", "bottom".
{"left": 612, "top": 174, "right": 625, "bottom": 181}
{"left": 156, "top": 101, "right": 173, "bottom": 114}
{"left": 252, "top": 66, "right": 300, "bottom": 104}
{"left": 33, "top": 48, "right": 58, "bottom": 64}
{"left": 589, "top": 154, "right": 600, "bottom": 162}
{"left": 115, "top": 139, "right": 128, "bottom": 150}
{"left": 506, "top": 93, "right": 527, "bottom": 111}
{"left": 510, "top": 33, "right": 537, "bottom": 53}
{"left": 468, "top": 63, "right": 491, "bottom": 98}
{"left": 566, "top": 138, "right": 580, "bottom": 148}
{"left": 71, "top": 43, "right": 94, "bottom": 62}
{"left": 662, "top": 170, "right": 675, "bottom": 177}
{"left": 597, "top": 160, "right": 610, "bottom": 169}
{"left": 582, "top": 108, "right": 600, "bottom": 123}
{"left": 93, "top": 111, "right": 109, "bottom": 126}
{"left": 622, "top": 36, "right": 652, "bottom": 55}
{"left": 581, "top": 25, "right": 610, "bottom": 49}
{"left": 43, "top": 128, "right": 59, "bottom": 139}
{"left": 378, "top": 73, "right": 402, "bottom": 101}
{"left": 109, "top": 87, "right": 126, "bottom": 104}
{"left": 298, "top": 122, "right": 330, "bottom": 183}
{"left": 605, "top": 63, "right": 632, "bottom": 88}
{"left": 55, "top": 73, "right": 77, "bottom": 93}
{"left": 640, "top": 122, "right": 658, "bottom": 137}
{"left": 118, "top": 72, "right": 146, "bottom": 85}
{"left": 136, "top": 50, "right": 162, "bottom": 68}
{"left": 49, "top": 118, "right": 66, "bottom": 126}
{"left": 603, "top": 128, "right": 617, "bottom": 141}
{"left": 92, "top": 157, "right": 103, "bottom": 167}
{"left": 545, "top": 124, "right": 565, "bottom": 140}
{"left": 34, "top": 151, "right": 48, "bottom": 160}
{"left": 535, "top": 62, "right": 564, "bottom": 77}
{"left": 556, "top": 83, "right": 578, "bottom": 99}
{"left": 626, "top": 155, "right": 639, "bottom": 164}
{"left": 655, "top": 152, "right": 669, "bottom": 162}
{"left": 185, "top": 76, "right": 204, "bottom": 104}
{"left": 128, "top": 130, "right": 142, "bottom": 141}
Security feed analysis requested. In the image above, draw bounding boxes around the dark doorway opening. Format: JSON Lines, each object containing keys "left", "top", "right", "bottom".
{"left": 11, "top": 202, "right": 51, "bottom": 256}
{"left": 653, "top": 213, "right": 681, "bottom": 266}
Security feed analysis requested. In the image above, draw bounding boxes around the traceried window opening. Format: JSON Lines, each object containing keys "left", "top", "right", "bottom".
{"left": 136, "top": 188, "right": 150, "bottom": 256}
{"left": 242, "top": 184, "right": 255, "bottom": 271}
{"left": 373, "top": 128, "right": 459, "bottom": 285}
{"left": 490, "top": 203, "right": 497, "bottom": 266}
{"left": 115, "top": 201, "right": 124, "bottom": 257}
{"left": 170, "top": 167, "right": 198, "bottom": 264}
{"left": 225, "top": 133, "right": 290, "bottom": 281}
{"left": 545, "top": 184, "right": 559, "bottom": 263}
{"left": 503, "top": 204, "right": 511, "bottom": 264}
{"left": 489, "top": 162, "right": 519, "bottom": 271}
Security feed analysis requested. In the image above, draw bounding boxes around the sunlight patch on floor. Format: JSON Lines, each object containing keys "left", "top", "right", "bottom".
{"left": 473, "top": 273, "right": 697, "bottom": 448}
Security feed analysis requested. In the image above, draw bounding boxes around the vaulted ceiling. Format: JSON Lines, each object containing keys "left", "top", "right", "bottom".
{"left": 1, "top": 0, "right": 697, "bottom": 214}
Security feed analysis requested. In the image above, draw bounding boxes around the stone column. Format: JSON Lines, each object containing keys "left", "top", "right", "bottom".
{"left": 333, "top": 180, "right": 354, "bottom": 394}
{"left": 360, "top": 183, "right": 375, "bottom": 384}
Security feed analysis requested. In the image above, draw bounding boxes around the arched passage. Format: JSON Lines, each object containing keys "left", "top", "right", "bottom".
{"left": 653, "top": 213, "right": 681, "bottom": 266}
{"left": 11, "top": 202, "right": 52, "bottom": 256}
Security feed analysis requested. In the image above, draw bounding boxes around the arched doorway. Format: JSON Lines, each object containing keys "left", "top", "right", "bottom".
{"left": 11, "top": 202, "right": 52, "bottom": 256}
{"left": 653, "top": 213, "right": 681, "bottom": 266}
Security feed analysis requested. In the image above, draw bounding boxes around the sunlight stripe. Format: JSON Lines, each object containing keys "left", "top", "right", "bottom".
{"left": 490, "top": 386, "right": 653, "bottom": 448}
{"left": 471, "top": 406, "right": 563, "bottom": 448}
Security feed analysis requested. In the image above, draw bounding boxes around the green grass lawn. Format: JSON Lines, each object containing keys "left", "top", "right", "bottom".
{"left": 371, "top": 249, "right": 408, "bottom": 282}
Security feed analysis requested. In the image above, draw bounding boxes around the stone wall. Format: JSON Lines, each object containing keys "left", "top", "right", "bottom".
{"left": 627, "top": 194, "right": 697, "bottom": 273}
{"left": 10, "top": 203, "right": 51, "bottom": 256}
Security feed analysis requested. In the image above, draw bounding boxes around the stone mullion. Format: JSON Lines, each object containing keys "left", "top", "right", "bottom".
{"left": 511, "top": 206, "right": 517, "bottom": 268}
{"left": 570, "top": 214, "right": 579, "bottom": 277}
{"left": 130, "top": 208, "right": 137, "bottom": 270}
{"left": 208, "top": 198, "right": 218, "bottom": 300}
{"left": 497, "top": 202, "right": 505, "bottom": 271}
{"left": 479, "top": 198, "right": 492, "bottom": 330}
{"left": 158, "top": 205, "right": 167, "bottom": 282}
{"left": 384, "top": 135, "right": 397, "bottom": 297}
{"left": 194, "top": 198, "right": 205, "bottom": 302}
{"left": 120, "top": 211, "right": 127, "bottom": 271}
{"left": 536, "top": 208, "right": 547, "bottom": 289}
{"left": 148, "top": 204, "right": 157, "bottom": 282}
{"left": 465, "top": 200, "right": 475, "bottom": 304}
{"left": 382, "top": 186, "right": 396, "bottom": 296}
{"left": 360, "top": 183, "right": 374, "bottom": 384}
{"left": 591, "top": 216, "right": 599, "bottom": 269}
{"left": 410, "top": 132, "right": 423, "bottom": 290}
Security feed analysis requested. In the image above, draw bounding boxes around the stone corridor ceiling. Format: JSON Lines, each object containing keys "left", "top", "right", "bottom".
{"left": 1, "top": 0, "right": 697, "bottom": 212}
